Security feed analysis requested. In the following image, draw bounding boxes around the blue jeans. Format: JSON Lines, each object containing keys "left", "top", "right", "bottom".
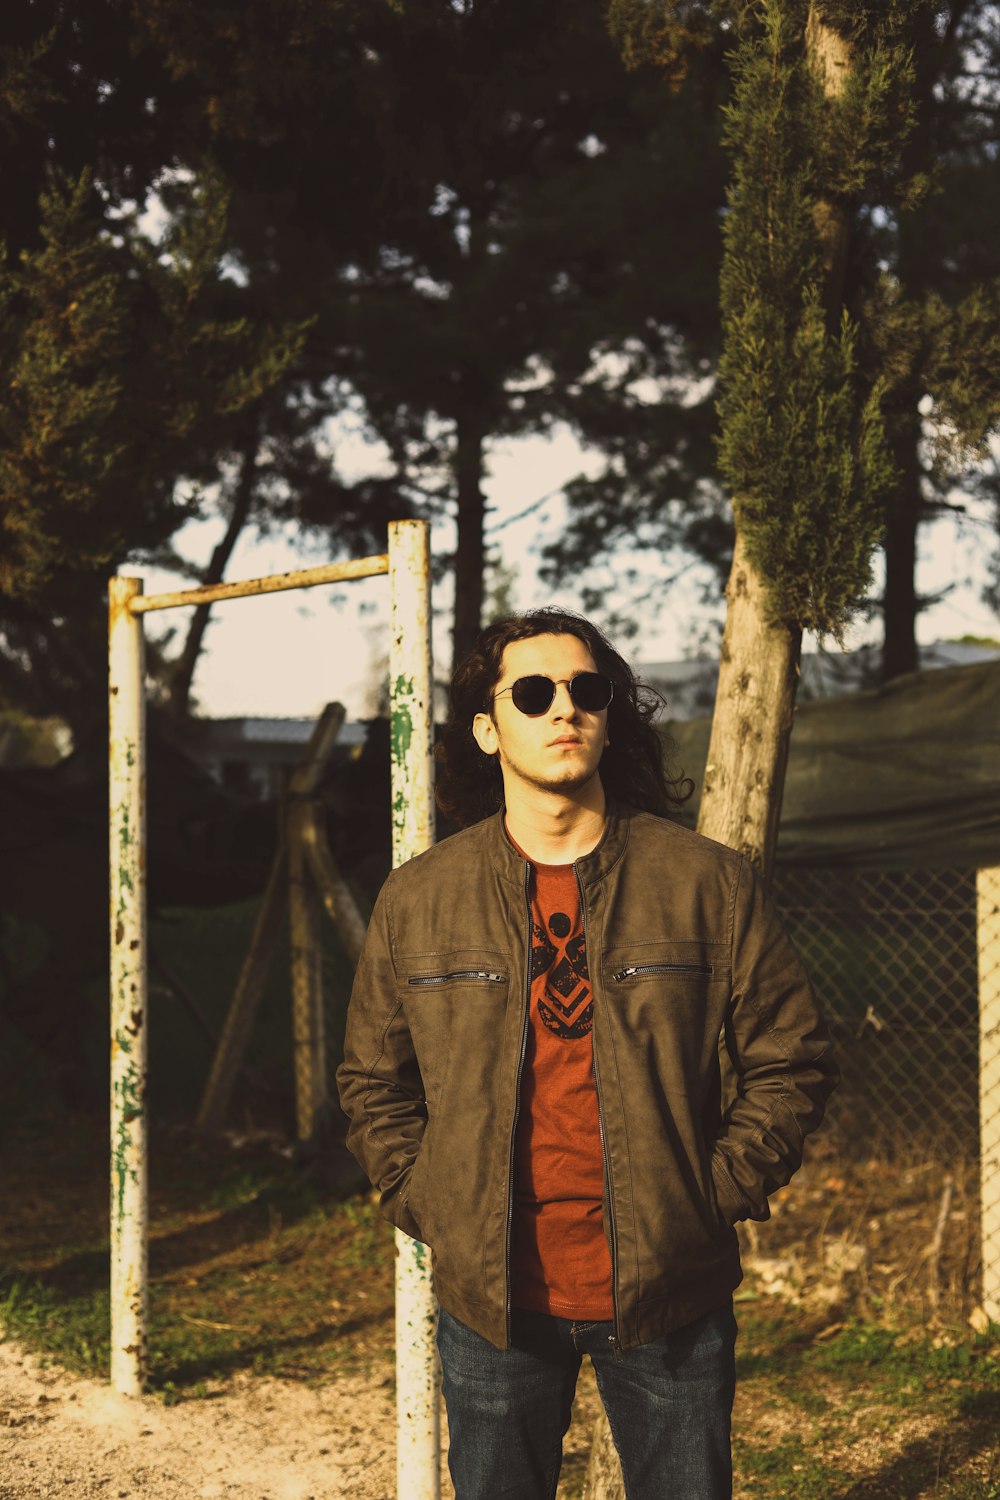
{"left": 436, "top": 1301, "right": 736, "bottom": 1500}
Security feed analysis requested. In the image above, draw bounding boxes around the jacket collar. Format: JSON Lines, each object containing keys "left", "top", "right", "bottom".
{"left": 487, "top": 798, "right": 630, "bottom": 890}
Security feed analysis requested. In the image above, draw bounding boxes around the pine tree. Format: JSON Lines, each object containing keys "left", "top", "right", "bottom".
{"left": 138, "top": 0, "right": 731, "bottom": 672}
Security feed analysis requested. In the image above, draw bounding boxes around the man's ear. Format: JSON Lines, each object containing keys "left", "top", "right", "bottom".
{"left": 472, "top": 711, "right": 499, "bottom": 757}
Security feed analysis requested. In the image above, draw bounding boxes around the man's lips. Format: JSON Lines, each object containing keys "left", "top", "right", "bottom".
{"left": 549, "top": 737, "right": 584, "bottom": 747}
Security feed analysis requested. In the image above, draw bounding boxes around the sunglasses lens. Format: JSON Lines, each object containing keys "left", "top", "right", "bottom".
{"left": 510, "top": 676, "right": 555, "bottom": 715}
{"left": 505, "top": 673, "right": 613, "bottom": 714}
{"left": 572, "top": 673, "right": 613, "bottom": 712}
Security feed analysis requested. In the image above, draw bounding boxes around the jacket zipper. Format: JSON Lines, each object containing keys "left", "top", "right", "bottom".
{"left": 504, "top": 860, "right": 533, "bottom": 1343}
{"left": 408, "top": 970, "right": 505, "bottom": 986}
{"left": 612, "top": 962, "right": 713, "bottom": 982}
{"left": 578, "top": 866, "right": 621, "bottom": 1350}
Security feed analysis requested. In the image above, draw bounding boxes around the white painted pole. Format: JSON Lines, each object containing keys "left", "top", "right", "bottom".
{"left": 978, "top": 865, "right": 1000, "bottom": 1324}
{"left": 108, "top": 576, "right": 149, "bottom": 1395}
{"left": 388, "top": 520, "right": 440, "bottom": 1500}
{"left": 131, "top": 553, "right": 388, "bottom": 614}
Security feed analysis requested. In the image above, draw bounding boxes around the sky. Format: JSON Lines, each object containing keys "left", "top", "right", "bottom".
{"left": 131, "top": 422, "right": 1000, "bottom": 722}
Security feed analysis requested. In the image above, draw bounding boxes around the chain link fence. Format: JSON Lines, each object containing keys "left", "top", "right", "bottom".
{"left": 775, "top": 863, "right": 1000, "bottom": 1322}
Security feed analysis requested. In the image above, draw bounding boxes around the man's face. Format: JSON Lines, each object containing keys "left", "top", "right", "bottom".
{"left": 472, "top": 633, "right": 609, "bottom": 802}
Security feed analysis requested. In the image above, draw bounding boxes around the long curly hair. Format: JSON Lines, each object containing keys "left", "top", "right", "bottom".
{"left": 435, "top": 608, "right": 692, "bottom": 828}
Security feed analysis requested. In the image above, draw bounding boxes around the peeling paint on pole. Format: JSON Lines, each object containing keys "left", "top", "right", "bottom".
{"left": 108, "top": 576, "right": 148, "bottom": 1396}
{"left": 388, "top": 520, "right": 439, "bottom": 1500}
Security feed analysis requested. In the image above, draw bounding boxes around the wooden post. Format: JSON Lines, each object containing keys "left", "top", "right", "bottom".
{"left": 196, "top": 844, "right": 288, "bottom": 1133}
{"left": 286, "top": 704, "right": 348, "bottom": 1142}
{"left": 978, "top": 865, "right": 1000, "bottom": 1324}
{"left": 198, "top": 704, "right": 346, "bottom": 1136}
{"left": 289, "top": 807, "right": 326, "bottom": 1142}
{"left": 108, "top": 576, "right": 148, "bottom": 1396}
{"left": 300, "top": 804, "right": 368, "bottom": 965}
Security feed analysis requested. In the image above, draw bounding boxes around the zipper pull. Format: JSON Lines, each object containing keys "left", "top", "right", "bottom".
{"left": 613, "top": 966, "right": 638, "bottom": 981}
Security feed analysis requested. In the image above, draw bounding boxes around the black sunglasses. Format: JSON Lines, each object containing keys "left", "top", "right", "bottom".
{"left": 492, "top": 672, "right": 614, "bottom": 717}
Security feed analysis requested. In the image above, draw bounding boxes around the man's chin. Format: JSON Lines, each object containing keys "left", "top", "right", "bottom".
{"left": 532, "top": 765, "right": 602, "bottom": 796}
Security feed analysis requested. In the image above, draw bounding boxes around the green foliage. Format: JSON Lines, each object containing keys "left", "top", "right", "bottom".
{"left": 0, "top": 171, "right": 134, "bottom": 595}
{"left": 606, "top": 0, "right": 718, "bottom": 78}
{"left": 923, "top": 282, "right": 1000, "bottom": 469}
{"left": 0, "top": 165, "right": 307, "bottom": 607}
{"left": 0, "top": 30, "right": 59, "bottom": 129}
{"left": 715, "top": 0, "right": 924, "bottom": 636}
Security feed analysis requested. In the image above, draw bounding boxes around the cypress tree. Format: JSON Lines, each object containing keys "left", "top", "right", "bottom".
{"left": 585, "top": 0, "right": 929, "bottom": 1487}
{"left": 699, "top": 0, "right": 917, "bottom": 875}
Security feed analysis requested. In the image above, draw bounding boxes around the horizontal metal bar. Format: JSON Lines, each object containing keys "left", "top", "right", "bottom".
{"left": 129, "top": 554, "right": 389, "bottom": 614}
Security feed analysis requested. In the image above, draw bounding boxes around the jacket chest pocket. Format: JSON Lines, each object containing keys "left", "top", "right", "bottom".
{"left": 603, "top": 945, "right": 729, "bottom": 1038}
{"left": 403, "top": 946, "right": 509, "bottom": 991}
{"left": 611, "top": 961, "right": 714, "bottom": 982}
{"left": 402, "top": 952, "right": 512, "bottom": 1097}
{"left": 408, "top": 969, "right": 506, "bottom": 988}
{"left": 602, "top": 945, "right": 730, "bottom": 1076}
{"left": 606, "top": 942, "right": 727, "bottom": 988}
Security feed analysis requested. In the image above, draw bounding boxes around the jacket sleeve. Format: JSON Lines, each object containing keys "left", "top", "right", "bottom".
{"left": 710, "top": 855, "right": 839, "bottom": 1225}
{"left": 335, "top": 877, "right": 425, "bottom": 1241}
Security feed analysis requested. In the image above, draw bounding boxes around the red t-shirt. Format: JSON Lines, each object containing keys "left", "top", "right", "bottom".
{"left": 509, "top": 850, "right": 614, "bottom": 1319}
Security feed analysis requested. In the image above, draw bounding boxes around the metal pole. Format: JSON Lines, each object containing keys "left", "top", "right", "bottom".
{"left": 130, "top": 553, "right": 388, "bottom": 614}
{"left": 388, "top": 519, "right": 439, "bottom": 1500}
{"left": 108, "top": 576, "right": 148, "bottom": 1396}
{"left": 978, "top": 865, "right": 1000, "bottom": 1324}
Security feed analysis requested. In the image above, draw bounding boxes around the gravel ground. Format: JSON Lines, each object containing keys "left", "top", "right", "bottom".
{"left": 0, "top": 1336, "right": 424, "bottom": 1500}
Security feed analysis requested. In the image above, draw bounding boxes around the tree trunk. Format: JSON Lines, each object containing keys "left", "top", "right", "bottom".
{"left": 586, "top": 9, "right": 850, "bottom": 1497}
{"left": 696, "top": 533, "right": 802, "bottom": 878}
{"left": 882, "top": 412, "right": 922, "bottom": 681}
{"left": 451, "top": 410, "right": 486, "bottom": 672}
{"left": 164, "top": 426, "right": 259, "bottom": 726}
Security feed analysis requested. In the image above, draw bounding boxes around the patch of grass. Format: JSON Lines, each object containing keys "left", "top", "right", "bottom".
{"left": 1, "top": 1117, "right": 394, "bottom": 1396}
{"left": 732, "top": 1304, "right": 1000, "bottom": 1499}
{"left": 735, "top": 1431, "right": 852, "bottom": 1497}
{"left": 1, "top": 1275, "right": 110, "bottom": 1374}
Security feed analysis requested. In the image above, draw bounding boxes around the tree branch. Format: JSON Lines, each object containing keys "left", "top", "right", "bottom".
{"left": 163, "top": 420, "right": 261, "bottom": 726}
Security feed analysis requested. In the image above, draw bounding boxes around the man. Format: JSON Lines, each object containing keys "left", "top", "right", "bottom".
{"left": 337, "top": 608, "right": 837, "bottom": 1500}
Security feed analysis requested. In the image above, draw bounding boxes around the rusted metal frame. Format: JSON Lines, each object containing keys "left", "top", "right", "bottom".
{"left": 108, "top": 576, "right": 149, "bottom": 1397}
{"left": 388, "top": 521, "right": 440, "bottom": 1500}
{"left": 130, "top": 555, "right": 388, "bottom": 614}
{"left": 108, "top": 525, "right": 434, "bottom": 1410}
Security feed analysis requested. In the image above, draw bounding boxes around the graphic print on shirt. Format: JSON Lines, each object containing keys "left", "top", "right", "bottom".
{"left": 531, "top": 914, "right": 592, "bottom": 1039}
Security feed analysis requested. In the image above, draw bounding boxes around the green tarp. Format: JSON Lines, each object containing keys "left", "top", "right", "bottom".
{"left": 664, "top": 659, "right": 1000, "bottom": 870}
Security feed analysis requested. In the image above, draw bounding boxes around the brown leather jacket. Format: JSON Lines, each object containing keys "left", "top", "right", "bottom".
{"left": 336, "top": 803, "right": 837, "bottom": 1350}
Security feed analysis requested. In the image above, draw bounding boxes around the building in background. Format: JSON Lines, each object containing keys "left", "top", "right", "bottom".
{"left": 640, "top": 638, "right": 1000, "bottom": 721}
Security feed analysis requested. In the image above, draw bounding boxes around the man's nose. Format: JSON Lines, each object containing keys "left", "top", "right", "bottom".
{"left": 551, "top": 682, "right": 578, "bottom": 718}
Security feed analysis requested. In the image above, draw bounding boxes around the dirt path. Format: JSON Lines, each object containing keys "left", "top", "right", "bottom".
{"left": 0, "top": 1337, "right": 410, "bottom": 1500}
{"left": 0, "top": 1336, "right": 603, "bottom": 1500}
